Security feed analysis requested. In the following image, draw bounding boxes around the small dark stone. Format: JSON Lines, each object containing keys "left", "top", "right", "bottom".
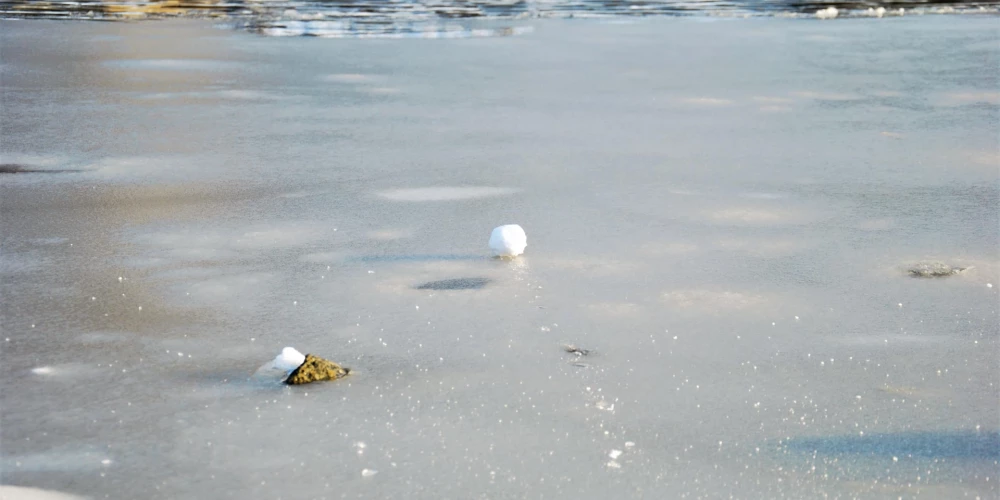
{"left": 563, "top": 345, "right": 592, "bottom": 356}
{"left": 285, "top": 354, "right": 350, "bottom": 385}
{"left": 415, "top": 277, "right": 492, "bottom": 290}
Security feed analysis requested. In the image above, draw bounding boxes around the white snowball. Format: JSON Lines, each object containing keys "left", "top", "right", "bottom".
{"left": 489, "top": 224, "right": 527, "bottom": 257}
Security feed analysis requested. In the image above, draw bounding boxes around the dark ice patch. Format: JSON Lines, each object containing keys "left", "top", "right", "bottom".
{"left": 415, "top": 277, "right": 492, "bottom": 290}
{"left": 784, "top": 431, "right": 1000, "bottom": 459}
{"left": 0, "top": 164, "right": 83, "bottom": 174}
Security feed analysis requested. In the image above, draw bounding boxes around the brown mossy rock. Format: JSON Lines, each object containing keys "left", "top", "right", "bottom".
{"left": 285, "top": 354, "right": 350, "bottom": 385}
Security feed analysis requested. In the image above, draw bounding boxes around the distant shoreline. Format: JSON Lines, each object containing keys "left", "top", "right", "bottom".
{"left": 1, "top": 0, "right": 998, "bottom": 39}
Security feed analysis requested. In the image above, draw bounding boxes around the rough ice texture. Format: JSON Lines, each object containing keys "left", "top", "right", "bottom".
{"left": 285, "top": 354, "right": 350, "bottom": 385}
{"left": 272, "top": 347, "right": 306, "bottom": 372}
{"left": 908, "top": 262, "right": 967, "bottom": 278}
{"left": 489, "top": 224, "right": 527, "bottom": 257}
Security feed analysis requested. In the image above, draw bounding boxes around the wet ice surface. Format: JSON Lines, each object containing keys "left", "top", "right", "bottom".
{"left": 1, "top": 16, "right": 998, "bottom": 499}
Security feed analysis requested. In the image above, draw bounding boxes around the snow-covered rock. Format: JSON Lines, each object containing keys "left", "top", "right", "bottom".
{"left": 271, "top": 347, "right": 306, "bottom": 372}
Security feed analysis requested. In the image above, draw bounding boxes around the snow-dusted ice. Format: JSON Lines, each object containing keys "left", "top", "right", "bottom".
{"left": 489, "top": 224, "right": 527, "bottom": 258}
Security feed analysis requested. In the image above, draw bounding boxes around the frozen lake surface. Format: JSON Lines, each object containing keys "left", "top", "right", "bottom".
{"left": 1, "top": 14, "right": 998, "bottom": 499}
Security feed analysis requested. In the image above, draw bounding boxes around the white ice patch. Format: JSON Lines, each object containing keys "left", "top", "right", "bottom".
{"left": 323, "top": 73, "right": 383, "bottom": 84}
{"left": 133, "top": 90, "right": 283, "bottom": 102}
{"left": 678, "top": 97, "right": 733, "bottom": 106}
{"left": 102, "top": 59, "right": 242, "bottom": 71}
{"left": 376, "top": 187, "right": 519, "bottom": 202}
{"left": 705, "top": 207, "right": 812, "bottom": 225}
{"left": 791, "top": 90, "right": 861, "bottom": 101}
{"left": 662, "top": 289, "right": 768, "bottom": 311}
{"left": 86, "top": 156, "right": 224, "bottom": 182}
{"left": 0, "top": 486, "right": 86, "bottom": 500}
{"left": 179, "top": 272, "right": 273, "bottom": 304}
{"left": 234, "top": 227, "right": 318, "bottom": 249}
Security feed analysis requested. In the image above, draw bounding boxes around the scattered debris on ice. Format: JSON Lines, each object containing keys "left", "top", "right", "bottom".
{"left": 562, "top": 344, "right": 592, "bottom": 356}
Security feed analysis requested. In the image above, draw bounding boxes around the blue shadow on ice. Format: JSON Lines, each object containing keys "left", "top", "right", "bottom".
{"left": 784, "top": 431, "right": 1000, "bottom": 459}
